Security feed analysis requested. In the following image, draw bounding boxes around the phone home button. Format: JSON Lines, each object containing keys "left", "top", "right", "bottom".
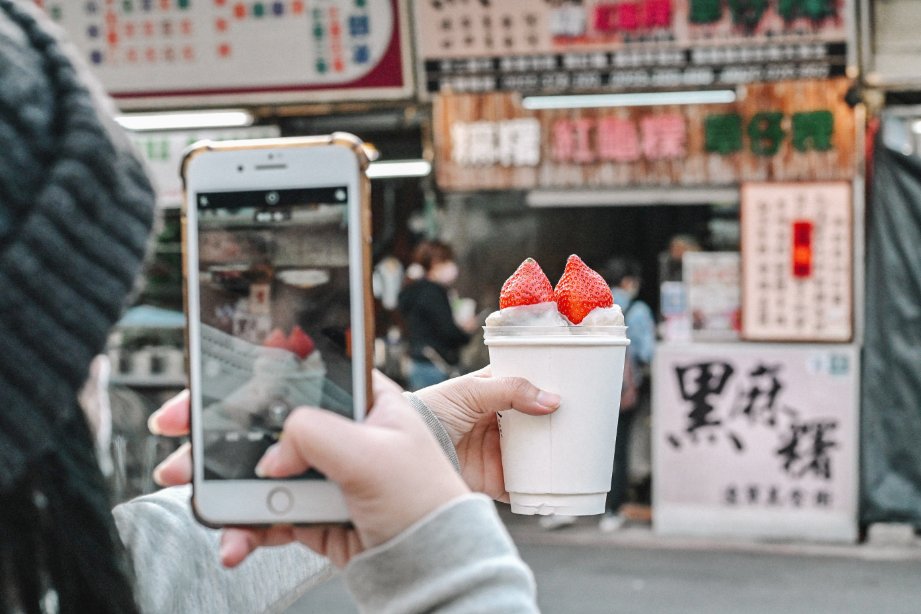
{"left": 267, "top": 487, "right": 293, "bottom": 515}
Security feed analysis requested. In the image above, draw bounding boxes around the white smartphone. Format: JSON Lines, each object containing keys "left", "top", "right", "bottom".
{"left": 181, "top": 134, "right": 373, "bottom": 526}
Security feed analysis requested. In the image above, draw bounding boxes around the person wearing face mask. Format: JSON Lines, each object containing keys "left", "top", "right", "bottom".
{"left": 600, "top": 257, "right": 655, "bottom": 531}
{"left": 398, "top": 240, "right": 475, "bottom": 390}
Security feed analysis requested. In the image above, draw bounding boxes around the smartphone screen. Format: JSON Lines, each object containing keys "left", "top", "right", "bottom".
{"left": 194, "top": 186, "right": 354, "bottom": 480}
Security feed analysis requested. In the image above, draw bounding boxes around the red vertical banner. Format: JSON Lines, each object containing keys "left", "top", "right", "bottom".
{"left": 792, "top": 220, "right": 814, "bottom": 278}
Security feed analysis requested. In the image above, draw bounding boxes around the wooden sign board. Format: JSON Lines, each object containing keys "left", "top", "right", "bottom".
{"left": 433, "top": 79, "right": 856, "bottom": 190}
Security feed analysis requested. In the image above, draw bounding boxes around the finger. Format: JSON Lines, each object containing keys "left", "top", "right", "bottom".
{"left": 255, "top": 407, "right": 371, "bottom": 482}
{"left": 219, "top": 526, "right": 295, "bottom": 568}
{"left": 472, "top": 375, "right": 561, "bottom": 415}
{"left": 152, "top": 442, "right": 192, "bottom": 486}
{"left": 147, "top": 390, "right": 190, "bottom": 436}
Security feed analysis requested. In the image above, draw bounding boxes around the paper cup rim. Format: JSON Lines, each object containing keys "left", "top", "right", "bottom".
{"left": 483, "top": 325, "right": 629, "bottom": 346}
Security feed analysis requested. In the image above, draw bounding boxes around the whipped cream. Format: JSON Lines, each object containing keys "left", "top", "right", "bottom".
{"left": 580, "top": 305, "right": 625, "bottom": 327}
{"left": 485, "top": 301, "right": 625, "bottom": 327}
{"left": 485, "top": 302, "right": 569, "bottom": 327}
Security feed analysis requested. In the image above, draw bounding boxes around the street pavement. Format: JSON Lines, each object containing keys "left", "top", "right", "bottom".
{"left": 289, "top": 510, "right": 921, "bottom": 614}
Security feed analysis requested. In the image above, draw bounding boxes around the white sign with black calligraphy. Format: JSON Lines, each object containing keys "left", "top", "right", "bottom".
{"left": 653, "top": 343, "right": 859, "bottom": 542}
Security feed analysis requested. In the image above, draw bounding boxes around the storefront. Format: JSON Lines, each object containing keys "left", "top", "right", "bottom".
{"left": 418, "top": 0, "right": 862, "bottom": 541}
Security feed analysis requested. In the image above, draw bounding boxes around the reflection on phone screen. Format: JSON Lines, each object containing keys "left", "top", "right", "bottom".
{"left": 195, "top": 187, "right": 353, "bottom": 480}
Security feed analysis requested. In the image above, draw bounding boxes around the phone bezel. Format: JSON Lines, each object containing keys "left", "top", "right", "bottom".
{"left": 182, "top": 137, "right": 371, "bottom": 526}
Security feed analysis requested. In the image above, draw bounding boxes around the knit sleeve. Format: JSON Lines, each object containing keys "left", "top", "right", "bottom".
{"left": 404, "top": 391, "right": 461, "bottom": 472}
{"left": 113, "top": 486, "right": 334, "bottom": 614}
{"left": 343, "top": 494, "right": 538, "bottom": 614}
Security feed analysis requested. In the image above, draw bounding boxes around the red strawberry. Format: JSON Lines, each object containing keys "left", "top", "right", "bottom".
{"left": 553, "top": 254, "right": 613, "bottom": 324}
{"left": 263, "top": 328, "right": 289, "bottom": 350}
{"left": 500, "top": 258, "right": 554, "bottom": 309}
{"left": 288, "top": 325, "right": 315, "bottom": 359}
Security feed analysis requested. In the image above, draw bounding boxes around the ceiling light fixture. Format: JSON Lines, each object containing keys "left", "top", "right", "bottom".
{"left": 521, "top": 89, "right": 737, "bottom": 110}
{"left": 115, "top": 109, "right": 255, "bottom": 132}
{"left": 366, "top": 159, "right": 432, "bottom": 179}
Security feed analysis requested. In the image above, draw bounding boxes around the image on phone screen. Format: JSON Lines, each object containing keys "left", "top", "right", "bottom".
{"left": 194, "top": 186, "right": 354, "bottom": 480}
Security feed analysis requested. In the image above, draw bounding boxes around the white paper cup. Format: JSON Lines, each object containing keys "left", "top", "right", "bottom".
{"left": 484, "top": 325, "right": 629, "bottom": 516}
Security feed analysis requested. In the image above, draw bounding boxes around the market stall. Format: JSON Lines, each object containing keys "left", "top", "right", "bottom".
{"left": 419, "top": 0, "right": 862, "bottom": 541}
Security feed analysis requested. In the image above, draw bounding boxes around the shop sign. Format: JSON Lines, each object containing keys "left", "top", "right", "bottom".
{"left": 740, "top": 182, "right": 853, "bottom": 342}
{"left": 415, "top": 0, "right": 851, "bottom": 96}
{"left": 38, "top": 0, "right": 414, "bottom": 108}
{"left": 653, "top": 343, "right": 859, "bottom": 542}
{"left": 683, "top": 252, "right": 741, "bottom": 341}
{"left": 433, "top": 79, "right": 855, "bottom": 190}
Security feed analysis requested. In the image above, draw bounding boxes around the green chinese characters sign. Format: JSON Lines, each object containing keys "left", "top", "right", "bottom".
{"left": 705, "top": 110, "right": 834, "bottom": 157}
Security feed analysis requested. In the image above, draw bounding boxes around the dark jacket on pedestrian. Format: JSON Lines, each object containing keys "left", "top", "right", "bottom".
{"left": 398, "top": 278, "right": 471, "bottom": 367}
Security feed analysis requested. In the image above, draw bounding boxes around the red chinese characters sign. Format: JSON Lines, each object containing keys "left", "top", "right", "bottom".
{"left": 432, "top": 79, "right": 855, "bottom": 190}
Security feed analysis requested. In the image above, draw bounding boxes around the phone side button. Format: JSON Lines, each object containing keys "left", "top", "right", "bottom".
{"left": 267, "top": 487, "right": 293, "bottom": 515}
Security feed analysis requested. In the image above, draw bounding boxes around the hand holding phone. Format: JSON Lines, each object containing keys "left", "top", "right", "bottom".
{"left": 182, "top": 135, "right": 373, "bottom": 525}
{"left": 219, "top": 372, "right": 469, "bottom": 568}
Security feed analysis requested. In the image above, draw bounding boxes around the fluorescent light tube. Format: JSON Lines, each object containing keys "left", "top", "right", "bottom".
{"left": 366, "top": 159, "right": 432, "bottom": 179}
{"left": 522, "top": 90, "right": 737, "bottom": 110}
{"left": 115, "top": 109, "right": 254, "bottom": 131}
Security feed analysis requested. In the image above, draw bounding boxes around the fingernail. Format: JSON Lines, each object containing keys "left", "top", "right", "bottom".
{"left": 152, "top": 463, "right": 165, "bottom": 486}
{"left": 536, "top": 391, "right": 561, "bottom": 409}
{"left": 254, "top": 444, "right": 280, "bottom": 478}
{"left": 219, "top": 539, "right": 233, "bottom": 564}
{"left": 146, "top": 410, "right": 163, "bottom": 436}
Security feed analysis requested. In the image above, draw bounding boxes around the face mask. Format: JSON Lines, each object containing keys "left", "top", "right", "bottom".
{"left": 432, "top": 261, "right": 459, "bottom": 286}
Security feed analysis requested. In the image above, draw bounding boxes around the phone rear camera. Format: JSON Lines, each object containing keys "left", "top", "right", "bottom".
{"left": 266, "top": 191, "right": 280, "bottom": 205}
{"left": 237, "top": 165, "right": 244, "bottom": 172}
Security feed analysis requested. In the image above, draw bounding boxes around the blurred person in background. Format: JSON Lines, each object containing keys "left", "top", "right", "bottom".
{"left": 398, "top": 240, "right": 476, "bottom": 390}
{"left": 600, "top": 256, "right": 656, "bottom": 532}
{"left": 659, "top": 233, "right": 702, "bottom": 282}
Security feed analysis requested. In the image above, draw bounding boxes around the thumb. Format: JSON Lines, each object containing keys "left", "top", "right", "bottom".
{"left": 469, "top": 373, "right": 561, "bottom": 416}
{"left": 255, "top": 407, "right": 370, "bottom": 483}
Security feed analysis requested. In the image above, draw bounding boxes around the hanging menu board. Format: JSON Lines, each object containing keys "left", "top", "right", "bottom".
{"left": 36, "top": 0, "right": 413, "bottom": 109}
{"left": 740, "top": 181, "right": 852, "bottom": 342}
{"left": 433, "top": 79, "right": 856, "bottom": 190}
{"left": 415, "top": 0, "right": 851, "bottom": 96}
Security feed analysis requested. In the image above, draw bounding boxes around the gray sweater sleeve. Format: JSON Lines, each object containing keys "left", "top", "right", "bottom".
{"left": 343, "top": 494, "right": 539, "bottom": 614}
{"left": 404, "top": 391, "right": 460, "bottom": 471}
{"left": 112, "top": 485, "right": 333, "bottom": 614}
